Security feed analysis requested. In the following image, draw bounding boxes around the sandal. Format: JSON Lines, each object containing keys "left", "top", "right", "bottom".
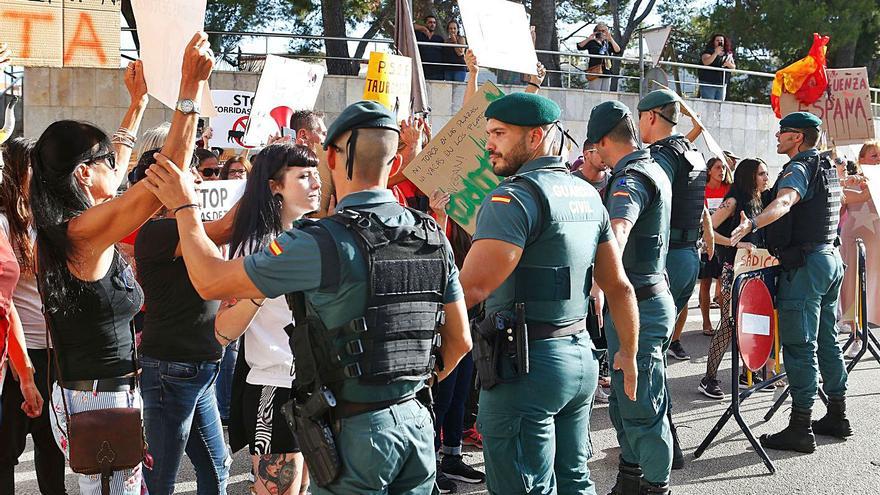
{"left": 702, "top": 327, "right": 715, "bottom": 336}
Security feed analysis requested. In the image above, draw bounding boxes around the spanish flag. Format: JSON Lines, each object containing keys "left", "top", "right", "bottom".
{"left": 770, "top": 33, "right": 830, "bottom": 118}
{"left": 491, "top": 195, "right": 512, "bottom": 204}
{"left": 269, "top": 239, "right": 284, "bottom": 256}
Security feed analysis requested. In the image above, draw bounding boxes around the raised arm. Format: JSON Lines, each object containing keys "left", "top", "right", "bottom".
{"left": 729, "top": 188, "right": 801, "bottom": 245}
{"left": 67, "top": 33, "right": 215, "bottom": 255}
{"left": 464, "top": 49, "right": 480, "bottom": 104}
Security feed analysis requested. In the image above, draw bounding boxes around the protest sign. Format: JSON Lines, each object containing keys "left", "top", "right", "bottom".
{"left": 209, "top": 90, "right": 255, "bottom": 150}
{"left": 458, "top": 0, "right": 538, "bottom": 75}
{"left": 642, "top": 26, "right": 672, "bottom": 66}
{"left": 733, "top": 248, "right": 779, "bottom": 280}
{"left": 243, "top": 55, "right": 325, "bottom": 147}
{"left": 780, "top": 68, "right": 874, "bottom": 146}
{"left": 0, "top": 0, "right": 120, "bottom": 68}
{"left": 131, "top": 0, "right": 216, "bottom": 117}
{"left": 403, "top": 82, "right": 505, "bottom": 234}
{"left": 363, "top": 52, "right": 412, "bottom": 118}
{"left": 198, "top": 180, "right": 246, "bottom": 222}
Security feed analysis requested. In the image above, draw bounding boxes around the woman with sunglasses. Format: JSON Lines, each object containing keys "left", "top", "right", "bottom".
{"left": 213, "top": 143, "right": 321, "bottom": 495}
{"left": 29, "top": 35, "right": 214, "bottom": 494}
{"left": 697, "top": 158, "right": 770, "bottom": 400}
{"left": 220, "top": 155, "right": 251, "bottom": 181}
{"left": 196, "top": 148, "right": 221, "bottom": 181}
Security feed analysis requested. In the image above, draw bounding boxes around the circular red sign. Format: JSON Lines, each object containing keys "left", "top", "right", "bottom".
{"left": 230, "top": 116, "right": 254, "bottom": 149}
{"left": 736, "top": 277, "right": 776, "bottom": 372}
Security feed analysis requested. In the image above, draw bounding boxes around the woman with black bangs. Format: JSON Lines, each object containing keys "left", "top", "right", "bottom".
{"left": 29, "top": 35, "right": 214, "bottom": 494}
{"left": 214, "top": 143, "right": 321, "bottom": 495}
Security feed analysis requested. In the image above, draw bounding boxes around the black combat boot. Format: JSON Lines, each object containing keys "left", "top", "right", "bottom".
{"left": 812, "top": 395, "right": 853, "bottom": 439}
{"left": 608, "top": 458, "right": 642, "bottom": 495}
{"left": 639, "top": 480, "right": 671, "bottom": 494}
{"left": 759, "top": 406, "right": 816, "bottom": 453}
{"left": 670, "top": 422, "right": 684, "bottom": 470}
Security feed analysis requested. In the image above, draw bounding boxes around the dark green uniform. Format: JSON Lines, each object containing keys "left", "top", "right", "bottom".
{"left": 244, "top": 189, "right": 463, "bottom": 494}
{"left": 475, "top": 156, "right": 612, "bottom": 495}
{"left": 603, "top": 149, "right": 676, "bottom": 486}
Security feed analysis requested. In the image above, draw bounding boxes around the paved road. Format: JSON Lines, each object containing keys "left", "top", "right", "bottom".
{"left": 12, "top": 297, "right": 880, "bottom": 494}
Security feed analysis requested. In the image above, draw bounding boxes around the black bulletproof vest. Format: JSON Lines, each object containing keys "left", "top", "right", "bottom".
{"left": 288, "top": 206, "right": 449, "bottom": 393}
{"left": 650, "top": 136, "right": 707, "bottom": 244}
{"left": 765, "top": 154, "right": 841, "bottom": 253}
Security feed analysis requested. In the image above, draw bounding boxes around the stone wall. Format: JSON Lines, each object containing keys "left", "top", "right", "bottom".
{"left": 23, "top": 67, "right": 880, "bottom": 171}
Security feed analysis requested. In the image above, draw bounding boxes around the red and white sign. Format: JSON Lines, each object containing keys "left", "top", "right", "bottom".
{"left": 209, "top": 90, "right": 255, "bottom": 150}
{"left": 736, "top": 277, "right": 776, "bottom": 372}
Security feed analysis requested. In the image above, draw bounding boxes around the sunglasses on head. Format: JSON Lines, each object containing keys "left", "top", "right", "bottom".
{"left": 200, "top": 167, "right": 221, "bottom": 177}
{"left": 89, "top": 151, "right": 117, "bottom": 171}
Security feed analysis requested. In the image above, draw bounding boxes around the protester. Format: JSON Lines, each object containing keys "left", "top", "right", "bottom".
{"left": 0, "top": 138, "right": 58, "bottom": 494}
{"left": 698, "top": 34, "right": 736, "bottom": 100}
{"left": 572, "top": 138, "right": 610, "bottom": 191}
{"left": 698, "top": 157, "right": 732, "bottom": 336}
{"left": 135, "top": 122, "right": 172, "bottom": 167}
{"left": 838, "top": 141, "right": 879, "bottom": 358}
{"left": 289, "top": 110, "right": 327, "bottom": 150}
{"left": 443, "top": 21, "right": 468, "bottom": 82}
{"left": 577, "top": 22, "right": 622, "bottom": 92}
{"left": 29, "top": 34, "right": 213, "bottom": 494}
{"left": 141, "top": 100, "right": 471, "bottom": 494}
{"left": 697, "top": 158, "right": 769, "bottom": 399}
{"left": 463, "top": 49, "right": 546, "bottom": 105}
{"left": 414, "top": 15, "right": 446, "bottom": 81}
{"left": 196, "top": 148, "right": 221, "bottom": 181}
{"left": 220, "top": 155, "right": 251, "bottom": 180}
{"left": 214, "top": 143, "right": 319, "bottom": 495}
{"left": 133, "top": 149, "right": 237, "bottom": 494}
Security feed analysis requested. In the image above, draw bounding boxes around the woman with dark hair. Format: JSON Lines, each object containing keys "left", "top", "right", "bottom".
{"left": 220, "top": 155, "right": 251, "bottom": 180}
{"left": 697, "top": 158, "right": 769, "bottom": 399}
{"left": 698, "top": 157, "right": 732, "bottom": 335}
{"left": 29, "top": 35, "right": 214, "bottom": 494}
{"left": 196, "top": 148, "right": 221, "bottom": 181}
{"left": 698, "top": 34, "right": 736, "bottom": 100}
{"left": 443, "top": 20, "right": 468, "bottom": 82}
{"left": 213, "top": 143, "right": 320, "bottom": 495}
{"left": 0, "top": 137, "right": 68, "bottom": 494}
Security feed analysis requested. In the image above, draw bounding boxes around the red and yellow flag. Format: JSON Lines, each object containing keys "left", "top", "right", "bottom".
{"left": 770, "top": 33, "right": 830, "bottom": 118}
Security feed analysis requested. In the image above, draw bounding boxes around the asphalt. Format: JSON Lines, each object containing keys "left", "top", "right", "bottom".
{"left": 12, "top": 296, "right": 880, "bottom": 494}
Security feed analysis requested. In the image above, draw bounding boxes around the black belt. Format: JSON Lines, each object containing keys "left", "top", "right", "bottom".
{"left": 334, "top": 396, "right": 415, "bottom": 419}
{"left": 634, "top": 279, "right": 669, "bottom": 302}
{"left": 528, "top": 319, "right": 587, "bottom": 341}
{"left": 62, "top": 376, "right": 137, "bottom": 392}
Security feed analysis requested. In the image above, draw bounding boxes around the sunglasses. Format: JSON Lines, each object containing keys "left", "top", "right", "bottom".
{"left": 200, "top": 167, "right": 221, "bottom": 177}
{"left": 89, "top": 151, "right": 117, "bottom": 171}
{"left": 779, "top": 128, "right": 803, "bottom": 135}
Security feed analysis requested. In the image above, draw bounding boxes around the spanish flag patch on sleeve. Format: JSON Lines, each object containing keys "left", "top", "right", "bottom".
{"left": 612, "top": 191, "right": 630, "bottom": 197}
{"left": 490, "top": 195, "right": 512, "bottom": 204}
{"left": 269, "top": 238, "right": 284, "bottom": 256}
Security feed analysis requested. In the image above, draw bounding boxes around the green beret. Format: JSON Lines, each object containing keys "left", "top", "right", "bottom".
{"left": 637, "top": 89, "right": 679, "bottom": 111}
{"left": 779, "top": 111, "right": 822, "bottom": 129}
{"left": 323, "top": 100, "right": 400, "bottom": 150}
{"left": 484, "top": 93, "right": 561, "bottom": 126}
{"left": 587, "top": 100, "right": 631, "bottom": 143}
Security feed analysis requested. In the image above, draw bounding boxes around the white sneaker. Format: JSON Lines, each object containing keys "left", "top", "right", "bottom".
{"left": 595, "top": 385, "right": 610, "bottom": 403}
{"left": 845, "top": 339, "right": 863, "bottom": 359}
{"left": 839, "top": 322, "right": 853, "bottom": 334}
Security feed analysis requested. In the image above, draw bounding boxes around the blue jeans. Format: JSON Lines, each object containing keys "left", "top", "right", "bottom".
{"left": 700, "top": 85, "right": 723, "bottom": 100}
{"left": 215, "top": 340, "right": 238, "bottom": 420}
{"left": 445, "top": 70, "right": 467, "bottom": 82}
{"left": 434, "top": 353, "right": 474, "bottom": 454}
{"left": 141, "top": 357, "right": 229, "bottom": 495}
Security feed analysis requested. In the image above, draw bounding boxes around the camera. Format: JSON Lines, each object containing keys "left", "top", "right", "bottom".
{"left": 846, "top": 160, "right": 859, "bottom": 176}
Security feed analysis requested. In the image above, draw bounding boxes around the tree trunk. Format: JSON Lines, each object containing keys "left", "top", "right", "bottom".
{"left": 531, "top": 0, "right": 561, "bottom": 87}
{"left": 829, "top": 42, "right": 857, "bottom": 68}
{"left": 322, "top": 0, "right": 355, "bottom": 75}
{"left": 351, "top": 1, "right": 395, "bottom": 73}
{"left": 608, "top": 0, "right": 658, "bottom": 92}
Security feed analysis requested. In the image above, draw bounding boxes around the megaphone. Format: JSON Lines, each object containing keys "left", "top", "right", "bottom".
{"left": 269, "top": 106, "right": 294, "bottom": 134}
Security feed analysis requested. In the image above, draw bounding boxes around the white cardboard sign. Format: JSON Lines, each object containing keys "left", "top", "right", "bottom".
{"left": 198, "top": 180, "right": 246, "bottom": 222}
{"left": 458, "top": 0, "right": 539, "bottom": 75}
{"left": 209, "top": 90, "right": 255, "bottom": 149}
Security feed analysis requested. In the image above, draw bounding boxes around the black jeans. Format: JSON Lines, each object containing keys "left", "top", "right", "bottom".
{"left": 0, "top": 348, "right": 67, "bottom": 494}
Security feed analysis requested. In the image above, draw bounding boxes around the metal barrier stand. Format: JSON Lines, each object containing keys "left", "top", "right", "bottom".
{"left": 841, "top": 238, "right": 880, "bottom": 369}
{"left": 694, "top": 270, "right": 780, "bottom": 474}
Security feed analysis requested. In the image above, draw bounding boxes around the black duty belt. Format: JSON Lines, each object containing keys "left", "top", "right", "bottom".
{"left": 528, "top": 319, "right": 587, "bottom": 341}
{"left": 334, "top": 396, "right": 415, "bottom": 419}
{"left": 62, "top": 376, "right": 137, "bottom": 392}
{"left": 635, "top": 279, "right": 669, "bottom": 302}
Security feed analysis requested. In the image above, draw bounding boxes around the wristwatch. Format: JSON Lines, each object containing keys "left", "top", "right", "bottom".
{"left": 175, "top": 99, "right": 200, "bottom": 115}
{"left": 749, "top": 217, "right": 759, "bottom": 233}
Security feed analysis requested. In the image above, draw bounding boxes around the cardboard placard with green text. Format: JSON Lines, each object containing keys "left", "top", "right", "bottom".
{"left": 403, "top": 82, "right": 505, "bottom": 234}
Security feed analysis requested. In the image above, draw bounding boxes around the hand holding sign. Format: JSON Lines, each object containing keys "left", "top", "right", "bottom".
{"left": 181, "top": 32, "right": 215, "bottom": 88}
{"left": 124, "top": 60, "right": 148, "bottom": 104}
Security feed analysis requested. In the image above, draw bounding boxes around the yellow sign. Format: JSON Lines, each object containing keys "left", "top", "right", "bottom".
{"left": 363, "top": 52, "right": 412, "bottom": 118}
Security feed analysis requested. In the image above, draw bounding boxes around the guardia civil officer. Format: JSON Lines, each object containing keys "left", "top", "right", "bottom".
{"left": 589, "top": 101, "right": 676, "bottom": 495}
{"left": 459, "top": 93, "right": 640, "bottom": 495}
{"left": 637, "top": 89, "right": 714, "bottom": 469}
{"left": 729, "top": 111, "right": 850, "bottom": 453}
{"left": 142, "top": 101, "right": 473, "bottom": 493}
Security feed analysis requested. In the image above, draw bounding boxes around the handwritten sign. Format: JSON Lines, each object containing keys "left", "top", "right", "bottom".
{"left": 0, "top": 0, "right": 119, "bottom": 68}
{"left": 403, "top": 82, "right": 505, "bottom": 233}
{"left": 198, "top": 180, "right": 246, "bottom": 222}
{"left": 209, "top": 90, "right": 255, "bottom": 149}
{"left": 458, "top": 0, "right": 538, "bottom": 75}
{"left": 244, "top": 55, "right": 325, "bottom": 147}
{"left": 780, "top": 68, "right": 874, "bottom": 146}
{"left": 363, "top": 52, "right": 412, "bottom": 118}
{"left": 733, "top": 248, "right": 779, "bottom": 280}
{"left": 132, "top": 0, "right": 216, "bottom": 116}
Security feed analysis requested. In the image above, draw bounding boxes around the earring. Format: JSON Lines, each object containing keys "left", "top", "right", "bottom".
{"left": 273, "top": 193, "right": 283, "bottom": 203}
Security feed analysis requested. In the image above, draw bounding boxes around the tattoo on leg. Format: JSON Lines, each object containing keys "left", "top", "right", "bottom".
{"left": 257, "top": 453, "right": 299, "bottom": 495}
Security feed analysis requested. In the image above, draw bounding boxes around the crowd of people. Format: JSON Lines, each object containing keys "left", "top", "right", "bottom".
{"left": 0, "top": 17, "right": 872, "bottom": 495}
